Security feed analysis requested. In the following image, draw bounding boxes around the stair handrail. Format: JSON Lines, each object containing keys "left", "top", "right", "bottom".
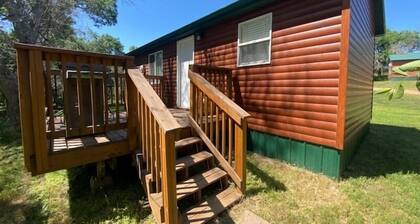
{"left": 188, "top": 69, "right": 250, "bottom": 193}
{"left": 127, "top": 68, "right": 181, "bottom": 224}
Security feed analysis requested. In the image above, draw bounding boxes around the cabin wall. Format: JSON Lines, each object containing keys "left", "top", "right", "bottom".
{"left": 134, "top": 44, "right": 177, "bottom": 108}
{"left": 196, "top": 0, "right": 343, "bottom": 149}
{"left": 341, "top": 0, "right": 375, "bottom": 171}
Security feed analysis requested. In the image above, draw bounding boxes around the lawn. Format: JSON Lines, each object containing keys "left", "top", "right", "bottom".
{"left": 0, "top": 80, "right": 419, "bottom": 223}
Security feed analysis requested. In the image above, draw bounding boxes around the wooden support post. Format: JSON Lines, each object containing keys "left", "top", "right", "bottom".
{"left": 235, "top": 120, "right": 247, "bottom": 194}
{"left": 16, "top": 49, "right": 36, "bottom": 173}
{"left": 29, "top": 50, "right": 49, "bottom": 172}
{"left": 127, "top": 76, "right": 138, "bottom": 151}
{"left": 161, "top": 129, "right": 178, "bottom": 224}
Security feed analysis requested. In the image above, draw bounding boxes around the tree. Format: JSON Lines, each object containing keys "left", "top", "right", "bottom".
{"left": 374, "top": 29, "right": 420, "bottom": 77}
{"left": 0, "top": 0, "right": 118, "bottom": 124}
{"left": 64, "top": 31, "right": 124, "bottom": 55}
{"left": 128, "top": 45, "right": 137, "bottom": 52}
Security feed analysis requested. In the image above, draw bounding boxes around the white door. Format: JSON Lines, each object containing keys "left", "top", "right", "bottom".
{"left": 177, "top": 35, "right": 194, "bottom": 108}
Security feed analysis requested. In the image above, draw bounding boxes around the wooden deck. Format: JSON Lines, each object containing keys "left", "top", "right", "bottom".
{"left": 49, "top": 129, "right": 127, "bottom": 153}
{"left": 49, "top": 109, "right": 187, "bottom": 154}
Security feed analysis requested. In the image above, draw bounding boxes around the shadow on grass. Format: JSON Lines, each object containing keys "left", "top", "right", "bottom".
{"left": 246, "top": 160, "right": 287, "bottom": 196}
{"left": 0, "top": 198, "right": 47, "bottom": 224}
{"left": 67, "top": 156, "right": 151, "bottom": 223}
{"left": 343, "top": 123, "right": 420, "bottom": 178}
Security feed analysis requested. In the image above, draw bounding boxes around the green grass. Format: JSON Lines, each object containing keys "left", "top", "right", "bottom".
{"left": 1, "top": 80, "right": 419, "bottom": 223}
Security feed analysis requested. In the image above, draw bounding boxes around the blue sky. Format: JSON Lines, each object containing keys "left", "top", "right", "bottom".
{"left": 75, "top": 0, "right": 420, "bottom": 52}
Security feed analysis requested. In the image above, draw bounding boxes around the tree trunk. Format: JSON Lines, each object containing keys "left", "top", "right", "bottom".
{"left": 0, "top": 66, "right": 19, "bottom": 125}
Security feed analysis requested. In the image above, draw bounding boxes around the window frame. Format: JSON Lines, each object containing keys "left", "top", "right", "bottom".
{"left": 148, "top": 50, "right": 163, "bottom": 76}
{"left": 237, "top": 12, "right": 273, "bottom": 67}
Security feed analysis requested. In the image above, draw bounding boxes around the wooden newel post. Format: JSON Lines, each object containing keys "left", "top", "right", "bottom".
{"left": 161, "top": 129, "right": 178, "bottom": 224}
{"left": 126, "top": 75, "right": 138, "bottom": 151}
{"left": 234, "top": 119, "right": 247, "bottom": 194}
{"left": 29, "top": 49, "right": 49, "bottom": 173}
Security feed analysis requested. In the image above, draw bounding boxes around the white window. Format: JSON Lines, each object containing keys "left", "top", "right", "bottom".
{"left": 148, "top": 51, "right": 163, "bottom": 76}
{"left": 237, "top": 13, "right": 272, "bottom": 67}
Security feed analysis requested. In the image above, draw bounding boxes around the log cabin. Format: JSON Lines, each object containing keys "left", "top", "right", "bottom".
{"left": 128, "top": 0, "right": 385, "bottom": 179}
{"left": 15, "top": 0, "right": 385, "bottom": 223}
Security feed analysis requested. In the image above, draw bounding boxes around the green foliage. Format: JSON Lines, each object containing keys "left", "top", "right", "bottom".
{"left": 128, "top": 45, "right": 138, "bottom": 52}
{"left": 376, "top": 83, "right": 405, "bottom": 100}
{"left": 375, "top": 29, "right": 420, "bottom": 75}
{"left": 76, "top": 0, "right": 117, "bottom": 26}
{"left": 63, "top": 31, "right": 124, "bottom": 55}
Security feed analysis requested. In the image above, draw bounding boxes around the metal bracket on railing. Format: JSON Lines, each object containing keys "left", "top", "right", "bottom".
{"left": 135, "top": 152, "right": 143, "bottom": 181}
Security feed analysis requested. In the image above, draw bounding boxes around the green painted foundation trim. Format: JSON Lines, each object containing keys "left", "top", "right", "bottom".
{"left": 248, "top": 130, "right": 341, "bottom": 179}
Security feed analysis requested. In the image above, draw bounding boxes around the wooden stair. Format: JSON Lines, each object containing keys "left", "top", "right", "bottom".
{"left": 182, "top": 187, "right": 242, "bottom": 224}
{"left": 145, "top": 126, "right": 242, "bottom": 224}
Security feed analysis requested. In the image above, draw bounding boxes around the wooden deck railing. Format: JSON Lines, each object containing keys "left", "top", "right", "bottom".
{"left": 188, "top": 69, "right": 250, "bottom": 193}
{"left": 127, "top": 68, "right": 182, "bottom": 224}
{"left": 145, "top": 75, "right": 164, "bottom": 99}
{"left": 190, "top": 64, "right": 233, "bottom": 99}
{"left": 15, "top": 43, "right": 132, "bottom": 174}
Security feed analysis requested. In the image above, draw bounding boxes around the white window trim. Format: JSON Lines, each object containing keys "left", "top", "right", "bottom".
{"left": 237, "top": 12, "right": 272, "bottom": 67}
{"left": 148, "top": 50, "right": 163, "bottom": 76}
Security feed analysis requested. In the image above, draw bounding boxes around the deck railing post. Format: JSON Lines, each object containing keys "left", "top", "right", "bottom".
{"left": 235, "top": 119, "right": 247, "bottom": 194}
{"left": 160, "top": 129, "right": 178, "bottom": 224}
{"left": 28, "top": 49, "right": 49, "bottom": 173}
{"left": 16, "top": 48, "right": 37, "bottom": 173}
{"left": 127, "top": 74, "right": 138, "bottom": 151}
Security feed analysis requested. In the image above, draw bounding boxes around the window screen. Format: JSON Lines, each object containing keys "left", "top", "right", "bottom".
{"left": 237, "top": 13, "right": 272, "bottom": 66}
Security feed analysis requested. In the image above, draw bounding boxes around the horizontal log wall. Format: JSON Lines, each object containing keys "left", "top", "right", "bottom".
{"left": 195, "top": 0, "right": 343, "bottom": 148}
{"left": 134, "top": 0, "right": 346, "bottom": 149}
{"left": 341, "top": 0, "right": 375, "bottom": 167}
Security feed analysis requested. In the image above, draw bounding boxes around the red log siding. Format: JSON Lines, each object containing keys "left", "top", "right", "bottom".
{"left": 134, "top": 44, "right": 177, "bottom": 107}
{"left": 133, "top": 0, "right": 377, "bottom": 150}
{"left": 343, "top": 0, "right": 375, "bottom": 148}
{"left": 195, "top": 0, "right": 343, "bottom": 148}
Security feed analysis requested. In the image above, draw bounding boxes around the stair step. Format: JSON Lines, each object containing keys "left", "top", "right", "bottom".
{"left": 150, "top": 167, "right": 227, "bottom": 208}
{"left": 176, "top": 151, "right": 213, "bottom": 172}
{"left": 175, "top": 137, "right": 202, "bottom": 150}
{"left": 182, "top": 187, "right": 242, "bottom": 224}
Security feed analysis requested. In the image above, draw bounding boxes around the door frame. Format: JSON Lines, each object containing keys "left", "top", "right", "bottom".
{"left": 176, "top": 35, "right": 195, "bottom": 108}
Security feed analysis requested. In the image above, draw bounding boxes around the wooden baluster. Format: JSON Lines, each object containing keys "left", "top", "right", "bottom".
{"left": 150, "top": 112, "right": 156, "bottom": 183}
{"left": 155, "top": 121, "right": 161, "bottom": 192}
{"left": 227, "top": 71, "right": 233, "bottom": 99}
{"left": 215, "top": 106, "right": 220, "bottom": 149}
{"left": 114, "top": 62, "right": 120, "bottom": 126}
{"left": 140, "top": 96, "right": 146, "bottom": 164}
{"left": 228, "top": 118, "right": 233, "bottom": 165}
{"left": 194, "top": 85, "right": 198, "bottom": 121}
{"left": 221, "top": 112, "right": 226, "bottom": 157}
{"left": 145, "top": 106, "right": 150, "bottom": 172}
{"left": 76, "top": 56, "right": 85, "bottom": 134}
{"left": 89, "top": 57, "right": 97, "bottom": 134}
{"left": 102, "top": 60, "right": 109, "bottom": 131}
{"left": 210, "top": 100, "right": 214, "bottom": 143}
{"left": 198, "top": 90, "right": 203, "bottom": 129}
{"left": 137, "top": 93, "right": 143, "bottom": 160}
{"left": 190, "top": 84, "right": 195, "bottom": 118}
{"left": 45, "top": 54, "right": 54, "bottom": 137}
{"left": 204, "top": 95, "right": 208, "bottom": 136}
{"left": 60, "top": 55, "right": 71, "bottom": 135}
